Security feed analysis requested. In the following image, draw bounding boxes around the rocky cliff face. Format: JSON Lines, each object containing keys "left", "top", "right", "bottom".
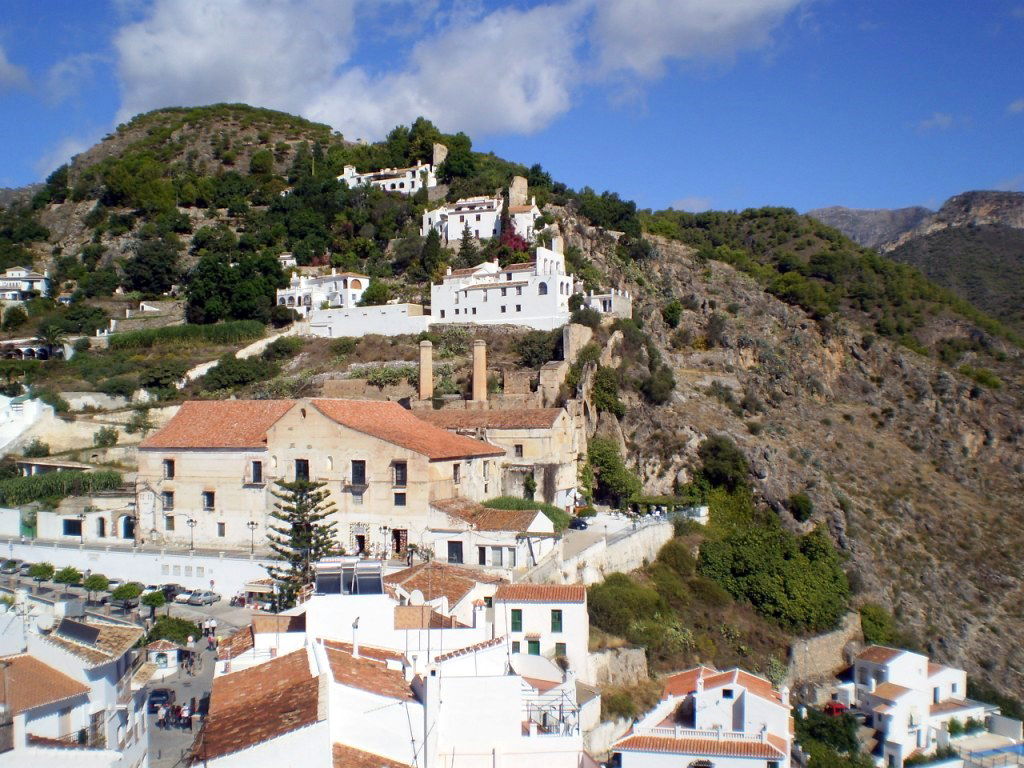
{"left": 562, "top": 214, "right": 1024, "bottom": 696}
{"left": 807, "top": 205, "right": 932, "bottom": 249}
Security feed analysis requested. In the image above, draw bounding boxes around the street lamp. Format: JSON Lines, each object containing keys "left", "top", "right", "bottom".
{"left": 186, "top": 518, "right": 197, "bottom": 551}
{"left": 246, "top": 520, "right": 258, "bottom": 555}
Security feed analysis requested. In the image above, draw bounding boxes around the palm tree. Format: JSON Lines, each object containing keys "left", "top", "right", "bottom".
{"left": 37, "top": 324, "right": 66, "bottom": 360}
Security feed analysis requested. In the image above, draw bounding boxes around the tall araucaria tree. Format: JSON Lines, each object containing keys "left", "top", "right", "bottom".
{"left": 265, "top": 479, "right": 339, "bottom": 609}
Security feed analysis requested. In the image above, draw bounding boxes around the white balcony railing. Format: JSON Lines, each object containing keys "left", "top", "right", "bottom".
{"left": 641, "top": 726, "right": 769, "bottom": 742}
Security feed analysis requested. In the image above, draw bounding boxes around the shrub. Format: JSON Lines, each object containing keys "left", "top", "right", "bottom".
{"left": 518, "top": 329, "right": 562, "bottom": 368}
{"left": 947, "top": 718, "right": 964, "bottom": 737}
{"left": 0, "top": 470, "right": 123, "bottom": 506}
{"left": 640, "top": 365, "right": 675, "bottom": 405}
{"left": 139, "top": 360, "right": 188, "bottom": 394}
{"left": 331, "top": 337, "right": 358, "bottom": 357}
{"left": 959, "top": 365, "right": 1002, "bottom": 389}
{"left": 592, "top": 366, "right": 626, "bottom": 417}
{"left": 588, "top": 438, "right": 641, "bottom": 507}
{"left": 270, "top": 304, "right": 298, "bottom": 328}
{"left": 202, "top": 355, "right": 278, "bottom": 390}
{"left": 22, "top": 438, "right": 50, "bottom": 458}
{"left": 788, "top": 492, "right": 813, "bottom": 522}
{"left": 588, "top": 573, "right": 665, "bottom": 636}
{"left": 795, "top": 709, "right": 860, "bottom": 754}
{"left": 124, "top": 409, "right": 155, "bottom": 435}
{"left": 109, "top": 320, "right": 264, "bottom": 350}
{"left": 357, "top": 281, "right": 391, "bottom": 306}
{"left": 2, "top": 305, "right": 27, "bottom": 331}
{"left": 570, "top": 306, "right": 602, "bottom": 329}
{"left": 657, "top": 539, "right": 696, "bottom": 578}
{"left": 99, "top": 376, "right": 137, "bottom": 398}
{"left": 262, "top": 335, "right": 303, "bottom": 361}
{"left": 662, "top": 299, "right": 683, "bottom": 328}
{"left": 482, "top": 496, "right": 570, "bottom": 531}
{"left": 93, "top": 426, "right": 119, "bottom": 448}
{"left": 698, "top": 435, "right": 749, "bottom": 491}
{"left": 705, "top": 312, "right": 728, "bottom": 347}
{"left": 859, "top": 603, "right": 903, "bottom": 646}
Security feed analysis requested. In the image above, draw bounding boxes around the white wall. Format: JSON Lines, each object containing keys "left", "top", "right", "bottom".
{"left": 306, "top": 304, "right": 430, "bottom": 338}
{"left": 209, "top": 719, "right": 333, "bottom": 768}
{"left": 493, "top": 598, "right": 589, "bottom": 680}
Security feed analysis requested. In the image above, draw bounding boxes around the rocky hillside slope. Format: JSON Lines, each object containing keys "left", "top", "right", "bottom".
{"left": 807, "top": 205, "right": 932, "bottom": 249}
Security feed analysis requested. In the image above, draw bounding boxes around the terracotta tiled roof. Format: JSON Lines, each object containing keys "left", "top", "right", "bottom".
{"left": 872, "top": 682, "right": 913, "bottom": 702}
{"left": 857, "top": 645, "right": 905, "bottom": 664}
{"left": 0, "top": 654, "right": 89, "bottom": 715}
{"left": 252, "top": 613, "right": 306, "bottom": 634}
{"left": 26, "top": 734, "right": 92, "bottom": 749}
{"left": 928, "top": 662, "right": 953, "bottom": 677}
{"left": 333, "top": 743, "right": 411, "bottom": 768}
{"left": 523, "top": 676, "right": 560, "bottom": 693}
{"left": 615, "top": 735, "right": 786, "bottom": 758}
{"left": 930, "top": 698, "right": 974, "bottom": 714}
{"left": 418, "top": 408, "right": 563, "bottom": 430}
{"left": 493, "top": 584, "right": 586, "bottom": 604}
{"left": 200, "top": 649, "right": 321, "bottom": 762}
{"left": 324, "top": 644, "right": 414, "bottom": 700}
{"left": 384, "top": 561, "right": 505, "bottom": 608}
{"left": 321, "top": 640, "right": 405, "bottom": 663}
{"left": 435, "top": 636, "right": 505, "bottom": 663}
{"left": 704, "top": 668, "right": 783, "bottom": 705}
{"left": 217, "top": 625, "right": 254, "bottom": 661}
{"left": 140, "top": 400, "right": 294, "bottom": 449}
{"left": 44, "top": 619, "right": 143, "bottom": 667}
{"left": 662, "top": 666, "right": 718, "bottom": 697}
{"left": 312, "top": 399, "right": 504, "bottom": 460}
{"left": 146, "top": 639, "right": 184, "bottom": 652}
{"left": 393, "top": 604, "right": 467, "bottom": 629}
{"left": 506, "top": 261, "right": 537, "bottom": 271}
{"left": 449, "top": 265, "right": 489, "bottom": 277}
{"left": 431, "top": 497, "right": 543, "bottom": 532}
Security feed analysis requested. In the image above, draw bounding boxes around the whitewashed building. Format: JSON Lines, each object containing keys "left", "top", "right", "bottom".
{"left": 430, "top": 245, "right": 574, "bottom": 331}
{"left": 492, "top": 584, "right": 589, "bottom": 680}
{"left": 338, "top": 161, "right": 436, "bottom": 196}
{"left": 834, "top": 645, "right": 1007, "bottom": 768}
{"left": 275, "top": 269, "right": 369, "bottom": 317}
{"left": 510, "top": 197, "right": 543, "bottom": 240}
{"left": 0, "top": 266, "right": 50, "bottom": 301}
{"left": 614, "top": 665, "right": 792, "bottom": 768}
{"left": 422, "top": 195, "right": 504, "bottom": 243}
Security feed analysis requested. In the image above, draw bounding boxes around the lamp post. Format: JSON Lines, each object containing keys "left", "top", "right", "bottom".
{"left": 246, "top": 520, "right": 258, "bottom": 555}
{"left": 186, "top": 518, "right": 197, "bottom": 552}
{"left": 78, "top": 513, "right": 85, "bottom": 545}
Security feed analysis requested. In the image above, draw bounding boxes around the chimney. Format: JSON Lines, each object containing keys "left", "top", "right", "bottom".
{"left": 471, "top": 340, "right": 487, "bottom": 403}
{"left": 781, "top": 685, "right": 790, "bottom": 707}
{"left": 352, "top": 617, "right": 360, "bottom": 659}
{"left": 419, "top": 340, "right": 434, "bottom": 400}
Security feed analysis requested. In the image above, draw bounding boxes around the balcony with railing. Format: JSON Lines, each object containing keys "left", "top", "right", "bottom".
{"left": 639, "top": 725, "right": 771, "bottom": 742}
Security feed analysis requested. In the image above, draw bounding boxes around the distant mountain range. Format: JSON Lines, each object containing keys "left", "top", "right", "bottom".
{"left": 810, "top": 190, "right": 1024, "bottom": 333}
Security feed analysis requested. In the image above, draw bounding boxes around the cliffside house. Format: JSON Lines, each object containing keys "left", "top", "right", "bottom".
{"left": 275, "top": 269, "right": 369, "bottom": 317}
{"left": 337, "top": 161, "right": 437, "bottom": 196}
{"left": 421, "top": 195, "right": 505, "bottom": 243}
{"left": 613, "top": 665, "right": 793, "bottom": 768}
{"left": 0, "top": 266, "right": 50, "bottom": 302}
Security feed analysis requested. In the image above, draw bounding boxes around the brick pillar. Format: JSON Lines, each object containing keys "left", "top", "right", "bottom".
{"left": 419, "top": 340, "right": 433, "bottom": 400}
{"left": 472, "top": 339, "right": 487, "bottom": 403}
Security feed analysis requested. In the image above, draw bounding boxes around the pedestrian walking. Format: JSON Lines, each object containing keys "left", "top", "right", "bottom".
{"left": 180, "top": 703, "right": 191, "bottom": 730}
{"left": 210, "top": 617, "right": 217, "bottom": 636}
{"left": 157, "top": 704, "right": 166, "bottom": 729}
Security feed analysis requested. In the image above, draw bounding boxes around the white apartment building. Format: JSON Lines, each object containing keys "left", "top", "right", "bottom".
{"left": 337, "top": 161, "right": 437, "bottom": 196}
{"left": 492, "top": 584, "right": 590, "bottom": 681}
{"left": 0, "top": 599, "right": 147, "bottom": 768}
{"left": 430, "top": 245, "right": 574, "bottom": 331}
{"left": 422, "top": 195, "right": 504, "bottom": 243}
{"left": 834, "top": 645, "right": 1003, "bottom": 768}
{"left": 275, "top": 269, "right": 369, "bottom": 317}
{"left": 0, "top": 266, "right": 50, "bottom": 301}
{"left": 614, "top": 665, "right": 792, "bottom": 768}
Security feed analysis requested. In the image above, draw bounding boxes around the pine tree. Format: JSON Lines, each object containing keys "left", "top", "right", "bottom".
{"left": 419, "top": 228, "right": 445, "bottom": 281}
{"left": 266, "top": 479, "right": 339, "bottom": 608}
{"left": 457, "top": 223, "right": 479, "bottom": 268}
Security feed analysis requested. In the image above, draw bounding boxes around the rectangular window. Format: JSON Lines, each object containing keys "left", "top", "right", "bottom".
{"left": 484, "top": 596, "right": 493, "bottom": 608}
{"left": 455, "top": 308, "right": 459, "bottom": 315}
{"left": 500, "top": 305, "right": 506, "bottom": 313}
{"left": 475, "top": 214, "right": 481, "bottom": 221}
{"left": 161, "top": 490, "right": 174, "bottom": 509}
{"left": 722, "top": 688, "right": 734, "bottom": 699}
{"left": 394, "top": 492, "right": 407, "bottom": 506}
{"left": 251, "top": 461, "right": 263, "bottom": 484}
{"left": 769, "top": 762, "right": 781, "bottom": 768}
{"left": 514, "top": 444, "right": 524, "bottom": 458}
{"left": 447, "top": 541, "right": 463, "bottom": 564}
{"left": 555, "top": 642, "right": 567, "bottom": 657}
{"left": 508, "top": 548, "right": 516, "bottom": 567}
{"left": 295, "top": 459, "right": 309, "bottom": 481}
{"left": 472, "top": 307, "right": 477, "bottom": 315}
{"left": 440, "top": 309, "right": 445, "bottom": 318}
{"left": 501, "top": 287, "right": 507, "bottom": 296}
{"left": 62, "top": 519, "right": 82, "bottom": 537}
{"left": 351, "top": 459, "right": 366, "bottom": 485}
{"left": 551, "top": 609, "right": 563, "bottom": 633}
{"left": 516, "top": 305, "right": 521, "bottom": 312}
{"left": 393, "top": 461, "right": 407, "bottom": 487}
{"left": 516, "top": 286, "right": 523, "bottom": 295}
{"left": 528, "top": 639, "right": 540, "bottom": 656}
{"left": 478, "top": 546, "right": 487, "bottom": 566}
{"left": 512, "top": 641, "right": 520, "bottom": 653}
{"left": 511, "top": 609, "right": 522, "bottom": 632}
{"left": 202, "top": 491, "right": 215, "bottom": 510}
{"left": 217, "top": 522, "right": 225, "bottom": 538}
{"left": 506, "top": 273, "right": 512, "bottom": 281}
{"left": 453, "top": 464, "right": 461, "bottom": 484}
{"left": 490, "top": 546, "right": 503, "bottom": 567}
{"left": 164, "top": 515, "right": 175, "bottom": 531}
{"left": 162, "top": 459, "right": 175, "bottom": 479}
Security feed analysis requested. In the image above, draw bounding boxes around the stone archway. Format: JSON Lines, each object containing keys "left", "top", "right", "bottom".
{"left": 121, "top": 515, "right": 135, "bottom": 540}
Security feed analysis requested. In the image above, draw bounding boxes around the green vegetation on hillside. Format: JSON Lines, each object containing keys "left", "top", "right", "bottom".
{"left": 0, "top": 470, "right": 123, "bottom": 506}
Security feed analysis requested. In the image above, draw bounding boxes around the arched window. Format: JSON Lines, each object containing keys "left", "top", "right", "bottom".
{"left": 287, "top": 296, "right": 295, "bottom": 306}
{"left": 303, "top": 295, "right": 312, "bottom": 306}
{"left": 538, "top": 282, "right": 548, "bottom": 296}
{"left": 350, "top": 279, "right": 362, "bottom": 289}
{"left": 278, "top": 297, "right": 286, "bottom": 305}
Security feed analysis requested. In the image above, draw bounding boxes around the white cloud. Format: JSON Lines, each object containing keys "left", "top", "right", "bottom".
{"left": 1008, "top": 98, "right": 1024, "bottom": 114}
{"left": 113, "top": 0, "right": 359, "bottom": 122}
{"left": 45, "top": 53, "right": 103, "bottom": 105}
{"left": 916, "top": 111, "right": 954, "bottom": 133}
{"left": 110, "top": 0, "right": 805, "bottom": 142}
{"left": 0, "top": 43, "right": 28, "bottom": 91}
{"left": 589, "top": 0, "right": 805, "bottom": 79}
{"left": 670, "top": 195, "right": 711, "bottom": 212}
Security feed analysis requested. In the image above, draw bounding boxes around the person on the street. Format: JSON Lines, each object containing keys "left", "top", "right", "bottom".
{"left": 180, "top": 703, "right": 191, "bottom": 730}
{"left": 157, "top": 704, "right": 166, "bottom": 729}
{"left": 210, "top": 617, "right": 217, "bottom": 636}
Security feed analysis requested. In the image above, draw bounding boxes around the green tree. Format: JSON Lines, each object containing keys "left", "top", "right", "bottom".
{"left": 28, "top": 562, "right": 55, "bottom": 591}
{"left": 588, "top": 438, "right": 641, "bottom": 507}
{"left": 418, "top": 228, "right": 445, "bottom": 281}
{"left": 93, "top": 426, "right": 119, "bottom": 448}
{"left": 37, "top": 324, "right": 66, "bottom": 358}
{"left": 456, "top": 224, "right": 479, "bottom": 267}
{"left": 788, "top": 492, "right": 813, "bottom": 522}
{"left": 142, "top": 589, "right": 167, "bottom": 619}
{"left": 438, "top": 132, "right": 475, "bottom": 181}
{"left": 145, "top": 615, "right": 201, "bottom": 645}
{"left": 83, "top": 573, "right": 109, "bottom": 605}
{"left": 249, "top": 149, "right": 274, "bottom": 176}
{"left": 357, "top": 281, "right": 391, "bottom": 306}
{"left": 662, "top": 299, "right": 683, "bottom": 328}
{"left": 22, "top": 438, "right": 50, "bottom": 458}
{"left": 698, "top": 435, "right": 749, "bottom": 491}
{"left": 2, "top": 305, "right": 27, "bottom": 331}
{"left": 266, "top": 479, "right": 339, "bottom": 609}
{"left": 592, "top": 367, "right": 626, "bottom": 418}
{"left": 111, "top": 582, "right": 143, "bottom": 614}
{"left": 124, "top": 237, "right": 180, "bottom": 295}
{"left": 53, "top": 566, "right": 81, "bottom": 597}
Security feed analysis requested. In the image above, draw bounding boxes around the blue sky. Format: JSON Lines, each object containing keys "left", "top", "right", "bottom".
{"left": 1, "top": 0, "right": 1022, "bottom": 213}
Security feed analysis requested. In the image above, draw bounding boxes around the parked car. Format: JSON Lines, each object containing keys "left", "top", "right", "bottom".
{"left": 161, "top": 583, "right": 188, "bottom": 600}
{"left": 106, "top": 578, "right": 124, "bottom": 591}
{"left": 187, "top": 590, "right": 220, "bottom": 606}
{"left": 0, "top": 559, "right": 22, "bottom": 574}
{"left": 17, "top": 562, "right": 34, "bottom": 577}
{"left": 568, "top": 517, "right": 589, "bottom": 530}
{"left": 140, "top": 584, "right": 162, "bottom": 596}
{"left": 175, "top": 590, "right": 198, "bottom": 604}
{"left": 147, "top": 688, "right": 175, "bottom": 714}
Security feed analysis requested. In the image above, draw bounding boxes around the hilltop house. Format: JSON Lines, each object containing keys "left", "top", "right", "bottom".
{"left": 275, "top": 269, "right": 369, "bottom": 317}
{"left": 422, "top": 195, "right": 507, "bottom": 243}
{"left": 510, "top": 197, "right": 543, "bottom": 241}
{"left": 834, "top": 645, "right": 1005, "bottom": 768}
{"left": 135, "top": 398, "right": 505, "bottom": 556}
{"left": 0, "top": 602, "right": 148, "bottom": 768}
{"left": 198, "top": 570, "right": 595, "bottom": 767}
{"left": 613, "top": 665, "right": 793, "bottom": 768}
{"left": 338, "top": 161, "right": 437, "bottom": 196}
{"left": 0, "top": 266, "right": 50, "bottom": 302}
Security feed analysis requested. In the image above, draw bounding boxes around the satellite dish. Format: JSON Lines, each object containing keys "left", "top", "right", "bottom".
{"left": 409, "top": 589, "right": 425, "bottom": 606}
{"left": 37, "top": 615, "right": 54, "bottom": 631}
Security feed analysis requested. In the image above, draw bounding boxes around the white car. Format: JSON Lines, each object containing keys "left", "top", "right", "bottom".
{"left": 140, "top": 584, "right": 161, "bottom": 596}
{"left": 174, "top": 590, "right": 197, "bottom": 604}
